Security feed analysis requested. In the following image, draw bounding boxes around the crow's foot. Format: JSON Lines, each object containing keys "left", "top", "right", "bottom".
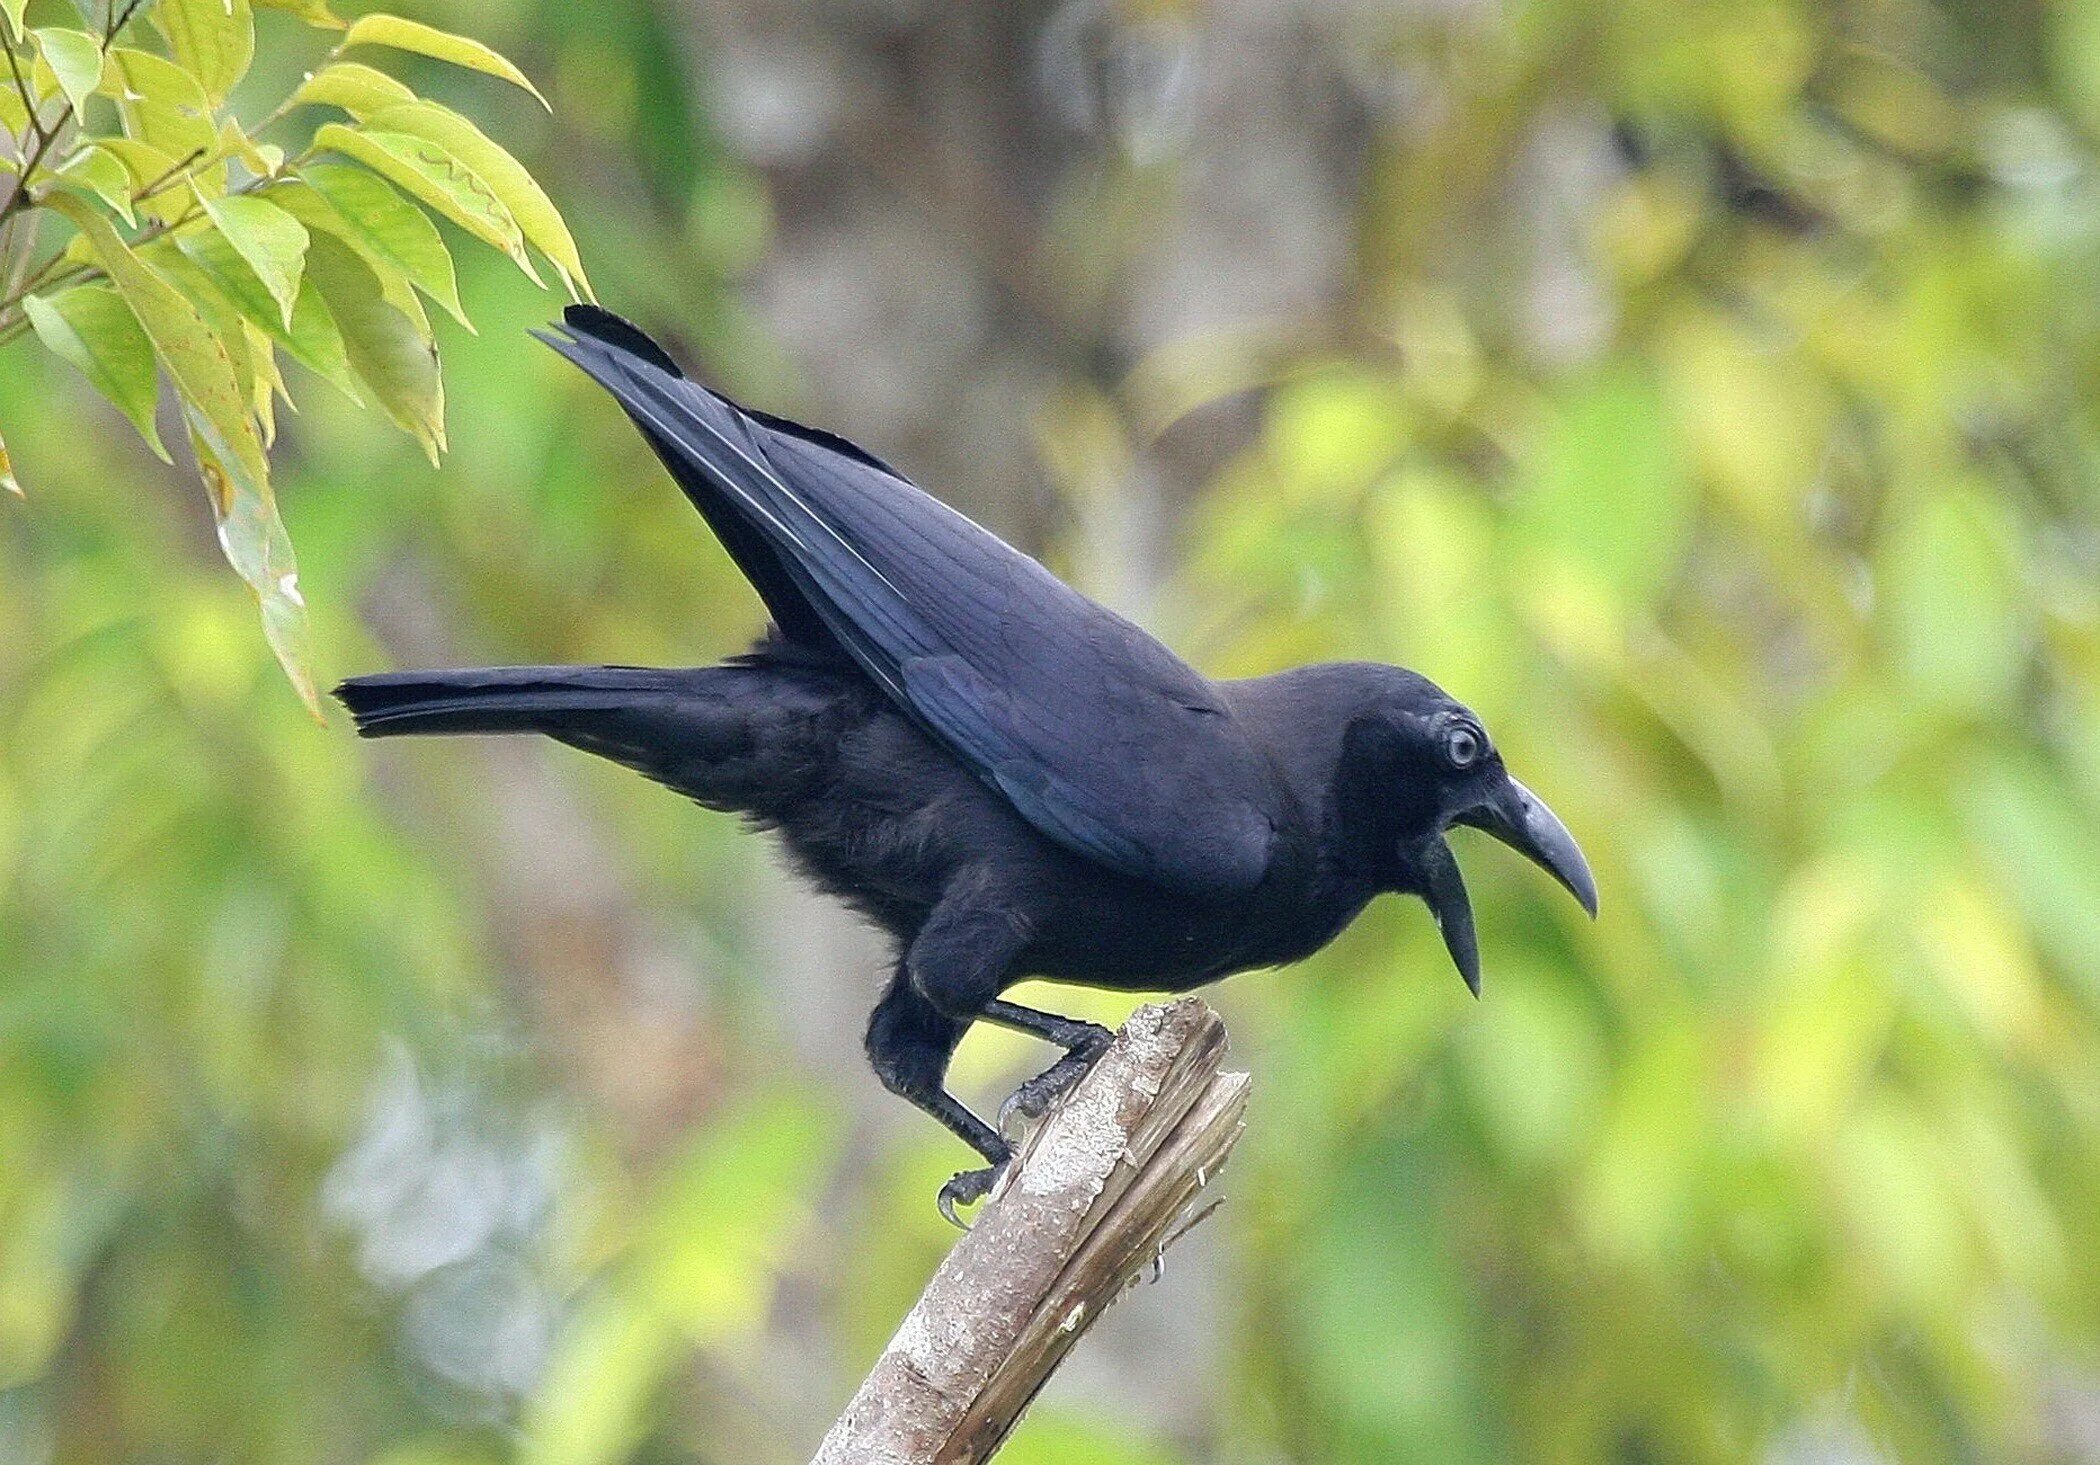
{"left": 997, "top": 1040, "right": 1110, "bottom": 1140}
{"left": 937, "top": 1162, "right": 1004, "bottom": 1229}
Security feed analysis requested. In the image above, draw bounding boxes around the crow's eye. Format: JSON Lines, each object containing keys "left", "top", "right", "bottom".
{"left": 1446, "top": 727, "right": 1481, "bottom": 768}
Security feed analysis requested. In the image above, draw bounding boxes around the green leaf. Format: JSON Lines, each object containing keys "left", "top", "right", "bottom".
{"left": 289, "top": 162, "right": 467, "bottom": 328}
{"left": 191, "top": 189, "right": 308, "bottom": 330}
{"left": 363, "top": 100, "right": 589, "bottom": 298}
{"left": 0, "top": 74, "right": 25, "bottom": 131}
{"left": 49, "top": 144, "right": 139, "bottom": 225}
{"left": 143, "top": 239, "right": 263, "bottom": 409}
{"left": 102, "top": 47, "right": 219, "bottom": 161}
{"left": 183, "top": 406, "right": 320, "bottom": 716}
{"left": 270, "top": 180, "right": 431, "bottom": 342}
{"left": 152, "top": 0, "right": 255, "bottom": 104}
{"left": 310, "top": 122, "right": 532, "bottom": 279}
{"left": 0, "top": 0, "right": 26, "bottom": 41}
{"left": 174, "top": 215, "right": 356, "bottom": 398}
{"left": 91, "top": 136, "right": 191, "bottom": 225}
{"left": 340, "top": 13, "right": 549, "bottom": 110}
{"left": 44, "top": 192, "right": 268, "bottom": 493}
{"left": 31, "top": 27, "right": 103, "bottom": 115}
{"left": 288, "top": 60, "right": 413, "bottom": 116}
{"left": 304, "top": 230, "right": 444, "bottom": 462}
{"left": 24, "top": 285, "right": 171, "bottom": 460}
{"left": 252, "top": 0, "right": 344, "bottom": 28}
{"left": 217, "top": 116, "right": 283, "bottom": 178}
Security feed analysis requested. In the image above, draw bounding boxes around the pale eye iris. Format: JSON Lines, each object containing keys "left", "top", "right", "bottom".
{"left": 1447, "top": 728, "right": 1480, "bottom": 767}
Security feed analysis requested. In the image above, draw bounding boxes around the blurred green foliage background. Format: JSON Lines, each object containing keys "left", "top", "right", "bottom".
{"left": 6, "top": 0, "right": 2100, "bottom": 1460}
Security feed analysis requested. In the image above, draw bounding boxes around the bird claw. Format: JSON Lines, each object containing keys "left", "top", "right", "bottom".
{"left": 937, "top": 1162, "right": 1002, "bottom": 1229}
{"left": 996, "top": 1045, "right": 1107, "bottom": 1141}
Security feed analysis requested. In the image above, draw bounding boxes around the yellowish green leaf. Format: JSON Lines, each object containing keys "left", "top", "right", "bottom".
{"left": 340, "top": 14, "right": 549, "bottom": 110}
{"left": 152, "top": 0, "right": 255, "bottom": 104}
{"left": 183, "top": 406, "right": 320, "bottom": 716}
{"left": 49, "top": 144, "right": 139, "bottom": 225}
{"left": 310, "top": 121, "right": 532, "bottom": 280}
{"left": 268, "top": 179, "right": 430, "bottom": 343}
{"left": 91, "top": 136, "right": 192, "bottom": 226}
{"left": 24, "top": 285, "right": 170, "bottom": 460}
{"left": 363, "top": 100, "right": 589, "bottom": 298}
{"left": 288, "top": 162, "right": 467, "bottom": 328}
{"left": 138, "top": 237, "right": 263, "bottom": 427}
{"left": 45, "top": 192, "right": 267, "bottom": 492}
{"left": 102, "top": 47, "right": 219, "bottom": 161}
{"left": 0, "top": 74, "right": 26, "bottom": 131}
{"left": 191, "top": 189, "right": 308, "bottom": 330}
{"left": 305, "top": 230, "right": 444, "bottom": 461}
{"left": 174, "top": 215, "right": 357, "bottom": 399}
{"left": 31, "top": 28, "right": 102, "bottom": 115}
{"left": 0, "top": 0, "right": 26, "bottom": 41}
{"left": 289, "top": 60, "right": 413, "bottom": 116}
{"left": 218, "top": 117, "right": 283, "bottom": 178}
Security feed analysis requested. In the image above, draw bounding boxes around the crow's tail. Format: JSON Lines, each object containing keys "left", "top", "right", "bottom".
{"left": 335, "top": 665, "right": 697, "bottom": 739}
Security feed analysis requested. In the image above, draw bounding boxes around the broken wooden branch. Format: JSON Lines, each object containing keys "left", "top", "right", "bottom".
{"left": 815, "top": 997, "right": 1249, "bottom": 1465}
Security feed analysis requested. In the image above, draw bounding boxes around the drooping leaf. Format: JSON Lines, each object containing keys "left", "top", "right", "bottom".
{"left": 24, "top": 285, "right": 171, "bottom": 460}
{"left": 49, "top": 144, "right": 139, "bottom": 225}
{"left": 362, "top": 101, "right": 590, "bottom": 298}
{"left": 310, "top": 122, "right": 532, "bottom": 279}
{"left": 289, "top": 162, "right": 467, "bottom": 328}
{"left": 31, "top": 27, "right": 103, "bottom": 115}
{"left": 92, "top": 136, "right": 192, "bottom": 225}
{"left": 340, "top": 14, "right": 549, "bottom": 110}
{"left": 45, "top": 192, "right": 268, "bottom": 492}
{"left": 174, "top": 215, "right": 357, "bottom": 398}
{"left": 252, "top": 0, "right": 344, "bottom": 27}
{"left": 138, "top": 238, "right": 263, "bottom": 424}
{"left": 102, "top": 47, "right": 221, "bottom": 162}
{"left": 268, "top": 178, "right": 433, "bottom": 344}
{"left": 246, "top": 321, "right": 282, "bottom": 444}
{"left": 304, "top": 231, "right": 444, "bottom": 462}
{"left": 191, "top": 188, "right": 309, "bottom": 330}
{"left": 182, "top": 406, "right": 320, "bottom": 715}
{"left": 151, "top": 0, "right": 255, "bottom": 104}
{"left": 288, "top": 60, "right": 413, "bottom": 116}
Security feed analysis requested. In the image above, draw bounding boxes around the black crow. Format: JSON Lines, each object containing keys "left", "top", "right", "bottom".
{"left": 338, "top": 306, "right": 1597, "bottom": 1222}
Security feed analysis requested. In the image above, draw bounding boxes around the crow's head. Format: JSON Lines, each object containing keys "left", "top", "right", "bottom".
{"left": 1335, "top": 668, "right": 1597, "bottom": 993}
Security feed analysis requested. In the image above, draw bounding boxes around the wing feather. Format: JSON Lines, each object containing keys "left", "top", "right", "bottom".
{"left": 543, "top": 307, "right": 1280, "bottom": 893}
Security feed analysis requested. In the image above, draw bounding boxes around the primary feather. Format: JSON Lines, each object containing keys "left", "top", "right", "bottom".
{"left": 538, "top": 306, "right": 1284, "bottom": 894}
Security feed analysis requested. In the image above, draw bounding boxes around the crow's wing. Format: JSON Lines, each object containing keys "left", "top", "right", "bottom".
{"left": 540, "top": 306, "right": 1281, "bottom": 893}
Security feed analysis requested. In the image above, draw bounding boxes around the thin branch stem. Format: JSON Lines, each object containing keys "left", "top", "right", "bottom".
{"left": 132, "top": 145, "right": 209, "bottom": 204}
{"left": 5, "top": 36, "right": 44, "bottom": 144}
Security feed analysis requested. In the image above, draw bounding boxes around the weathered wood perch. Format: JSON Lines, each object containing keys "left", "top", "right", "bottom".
{"left": 815, "top": 997, "right": 1249, "bottom": 1465}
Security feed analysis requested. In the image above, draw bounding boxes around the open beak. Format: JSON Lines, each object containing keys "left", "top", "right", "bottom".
{"left": 1457, "top": 775, "right": 1599, "bottom": 919}
{"left": 1422, "top": 775, "right": 1597, "bottom": 996}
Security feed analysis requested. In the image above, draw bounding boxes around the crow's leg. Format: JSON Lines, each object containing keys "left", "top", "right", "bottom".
{"left": 901, "top": 886, "right": 1034, "bottom": 1225}
{"left": 980, "top": 1000, "right": 1115, "bottom": 1136}
{"left": 864, "top": 967, "right": 1005, "bottom": 1181}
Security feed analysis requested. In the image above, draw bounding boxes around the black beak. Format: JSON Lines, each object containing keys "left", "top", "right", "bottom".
{"left": 1456, "top": 775, "right": 1599, "bottom": 919}
{"left": 1418, "top": 836, "right": 1481, "bottom": 996}
{"left": 1418, "top": 774, "right": 1595, "bottom": 995}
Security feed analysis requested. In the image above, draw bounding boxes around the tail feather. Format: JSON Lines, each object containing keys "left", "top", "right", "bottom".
{"left": 335, "top": 665, "right": 693, "bottom": 739}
